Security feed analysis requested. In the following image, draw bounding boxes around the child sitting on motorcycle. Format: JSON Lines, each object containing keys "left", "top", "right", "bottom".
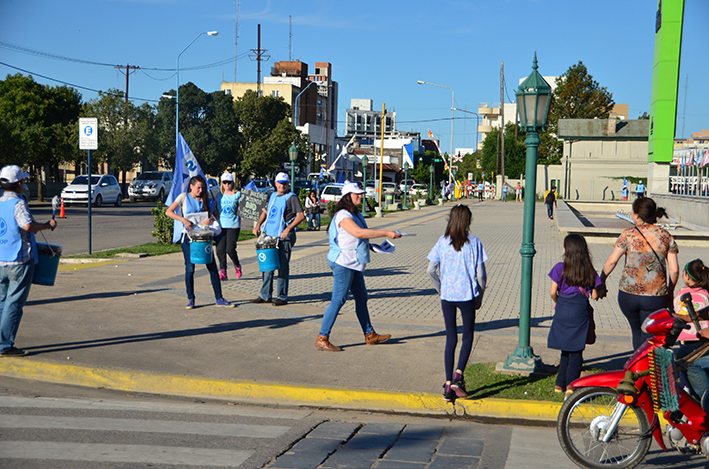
{"left": 673, "top": 259, "right": 709, "bottom": 399}
{"left": 548, "top": 234, "right": 602, "bottom": 399}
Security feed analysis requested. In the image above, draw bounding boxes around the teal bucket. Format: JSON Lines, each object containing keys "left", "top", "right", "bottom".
{"left": 188, "top": 230, "right": 214, "bottom": 264}
{"left": 256, "top": 248, "right": 280, "bottom": 272}
{"left": 33, "top": 242, "right": 62, "bottom": 286}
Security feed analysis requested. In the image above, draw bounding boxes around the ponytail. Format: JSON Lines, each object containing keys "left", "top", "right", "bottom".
{"left": 686, "top": 259, "right": 709, "bottom": 292}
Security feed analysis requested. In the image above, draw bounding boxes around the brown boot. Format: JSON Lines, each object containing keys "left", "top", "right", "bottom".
{"left": 365, "top": 332, "right": 391, "bottom": 345}
{"left": 315, "top": 335, "right": 342, "bottom": 352}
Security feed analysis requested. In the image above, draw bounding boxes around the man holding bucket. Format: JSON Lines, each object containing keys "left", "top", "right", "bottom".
{"left": 251, "top": 172, "right": 305, "bottom": 306}
{"left": 0, "top": 165, "right": 57, "bottom": 357}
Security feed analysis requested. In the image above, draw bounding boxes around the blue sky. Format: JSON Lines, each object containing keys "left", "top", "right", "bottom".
{"left": 1, "top": 0, "right": 707, "bottom": 152}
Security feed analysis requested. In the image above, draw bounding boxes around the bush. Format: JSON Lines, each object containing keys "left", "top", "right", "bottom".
{"left": 326, "top": 200, "right": 337, "bottom": 218}
{"left": 151, "top": 201, "right": 174, "bottom": 244}
{"left": 365, "top": 196, "right": 377, "bottom": 212}
{"left": 298, "top": 188, "right": 309, "bottom": 208}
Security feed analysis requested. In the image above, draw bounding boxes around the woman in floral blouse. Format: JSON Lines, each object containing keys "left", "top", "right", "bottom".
{"left": 600, "top": 197, "right": 679, "bottom": 349}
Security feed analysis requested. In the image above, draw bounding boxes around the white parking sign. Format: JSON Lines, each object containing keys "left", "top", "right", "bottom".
{"left": 79, "top": 118, "right": 98, "bottom": 150}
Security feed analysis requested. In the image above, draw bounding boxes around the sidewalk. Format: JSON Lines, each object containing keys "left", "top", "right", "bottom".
{"left": 2, "top": 198, "right": 708, "bottom": 422}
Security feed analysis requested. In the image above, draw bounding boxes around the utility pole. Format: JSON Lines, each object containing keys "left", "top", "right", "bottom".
{"left": 249, "top": 24, "right": 269, "bottom": 96}
{"left": 289, "top": 15, "right": 293, "bottom": 61}
{"left": 115, "top": 64, "right": 140, "bottom": 189}
{"left": 500, "top": 61, "right": 506, "bottom": 195}
{"left": 234, "top": 0, "right": 240, "bottom": 81}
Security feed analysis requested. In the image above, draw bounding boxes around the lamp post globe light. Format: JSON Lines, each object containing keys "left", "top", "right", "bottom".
{"left": 502, "top": 53, "right": 552, "bottom": 373}
{"left": 288, "top": 141, "right": 298, "bottom": 187}
{"left": 403, "top": 162, "right": 409, "bottom": 209}
{"left": 176, "top": 31, "right": 218, "bottom": 153}
{"left": 361, "top": 155, "right": 369, "bottom": 213}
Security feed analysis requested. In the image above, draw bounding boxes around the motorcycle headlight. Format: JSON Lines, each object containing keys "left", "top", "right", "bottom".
{"left": 641, "top": 316, "right": 657, "bottom": 333}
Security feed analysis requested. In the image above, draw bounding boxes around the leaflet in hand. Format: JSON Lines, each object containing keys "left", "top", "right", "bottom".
{"left": 395, "top": 229, "right": 415, "bottom": 237}
{"left": 371, "top": 240, "right": 395, "bottom": 254}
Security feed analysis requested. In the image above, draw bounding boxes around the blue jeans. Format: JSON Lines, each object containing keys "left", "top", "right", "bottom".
{"left": 181, "top": 239, "right": 222, "bottom": 301}
{"left": 0, "top": 262, "right": 34, "bottom": 351}
{"left": 319, "top": 261, "right": 375, "bottom": 337}
{"left": 307, "top": 213, "right": 321, "bottom": 229}
{"left": 259, "top": 236, "right": 294, "bottom": 301}
{"left": 546, "top": 203, "right": 554, "bottom": 218}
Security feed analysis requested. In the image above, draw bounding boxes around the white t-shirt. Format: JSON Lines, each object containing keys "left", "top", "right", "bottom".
{"left": 332, "top": 210, "right": 365, "bottom": 272}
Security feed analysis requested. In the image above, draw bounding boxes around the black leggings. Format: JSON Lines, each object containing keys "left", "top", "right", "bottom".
{"left": 618, "top": 291, "right": 669, "bottom": 350}
{"left": 556, "top": 350, "right": 583, "bottom": 389}
{"left": 441, "top": 299, "right": 476, "bottom": 382}
{"left": 216, "top": 228, "right": 241, "bottom": 270}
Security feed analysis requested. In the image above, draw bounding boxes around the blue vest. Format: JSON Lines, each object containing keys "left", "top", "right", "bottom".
{"left": 637, "top": 183, "right": 645, "bottom": 194}
{"left": 0, "top": 198, "right": 37, "bottom": 264}
{"left": 327, "top": 211, "right": 371, "bottom": 265}
{"left": 217, "top": 192, "right": 240, "bottom": 229}
{"left": 264, "top": 192, "right": 295, "bottom": 237}
{"left": 172, "top": 194, "right": 204, "bottom": 243}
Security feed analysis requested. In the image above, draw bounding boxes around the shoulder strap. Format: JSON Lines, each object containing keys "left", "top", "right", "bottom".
{"left": 634, "top": 226, "right": 666, "bottom": 273}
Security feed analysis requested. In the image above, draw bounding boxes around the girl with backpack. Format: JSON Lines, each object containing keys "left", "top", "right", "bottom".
{"left": 548, "top": 234, "right": 601, "bottom": 399}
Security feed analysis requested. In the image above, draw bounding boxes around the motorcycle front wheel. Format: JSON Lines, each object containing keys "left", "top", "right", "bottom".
{"left": 557, "top": 387, "right": 651, "bottom": 469}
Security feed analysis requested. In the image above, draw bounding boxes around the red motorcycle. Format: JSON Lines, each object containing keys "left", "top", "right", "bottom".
{"left": 557, "top": 293, "right": 709, "bottom": 469}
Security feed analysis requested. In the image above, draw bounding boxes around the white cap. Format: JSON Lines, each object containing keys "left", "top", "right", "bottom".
{"left": 221, "top": 172, "right": 234, "bottom": 182}
{"left": 0, "top": 165, "right": 30, "bottom": 183}
{"left": 275, "top": 172, "right": 290, "bottom": 184}
{"left": 342, "top": 182, "right": 365, "bottom": 197}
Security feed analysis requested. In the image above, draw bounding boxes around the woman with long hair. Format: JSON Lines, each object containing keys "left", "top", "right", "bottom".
{"left": 166, "top": 175, "right": 233, "bottom": 309}
{"left": 427, "top": 204, "right": 488, "bottom": 402}
{"left": 601, "top": 197, "right": 679, "bottom": 349}
{"left": 548, "top": 234, "right": 601, "bottom": 399}
{"left": 315, "top": 182, "right": 401, "bottom": 352}
{"left": 305, "top": 190, "right": 321, "bottom": 231}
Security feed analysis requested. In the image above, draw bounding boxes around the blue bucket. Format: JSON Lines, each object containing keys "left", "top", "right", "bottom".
{"left": 188, "top": 230, "right": 214, "bottom": 264}
{"left": 256, "top": 248, "right": 280, "bottom": 272}
{"left": 33, "top": 242, "right": 62, "bottom": 286}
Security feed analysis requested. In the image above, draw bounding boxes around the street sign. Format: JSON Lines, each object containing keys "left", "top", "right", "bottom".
{"left": 79, "top": 118, "right": 98, "bottom": 150}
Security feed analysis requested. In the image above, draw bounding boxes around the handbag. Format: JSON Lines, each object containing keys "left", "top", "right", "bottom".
{"left": 586, "top": 303, "right": 597, "bottom": 345}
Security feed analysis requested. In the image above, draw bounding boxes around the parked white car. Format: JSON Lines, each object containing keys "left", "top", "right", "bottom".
{"left": 61, "top": 175, "right": 122, "bottom": 207}
{"left": 409, "top": 184, "right": 429, "bottom": 197}
{"left": 399, "top": 179, "right": 416, "bottom": 192}
{"left": 319, "top": 184, "right": 343, "bottom": 208}
{"left": 128, "top": 171, "right": 173, "bottom": 203}
{"left": 381, "top": 182, "right": 401, "bottom": 198}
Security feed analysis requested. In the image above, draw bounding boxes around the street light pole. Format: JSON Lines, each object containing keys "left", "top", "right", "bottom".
{"left": 502, "top": 53, "right": 552, "bottom": 374}
{"left": 451, "top": 108, "right": 480, "bottom": 155}
{"left": 176, "top": 31, "right": 218, "bottom": 152}
{"left": 403, "top": 162, "right": 409, "bottom": 209}
{"left": 361, "top": 155, "right": 369, "bottom": 214}
{"left": 417, "top": 80, "right": 454, "bottom": 188}
{"left": 293, "top": 80, "right": 317, "bottom": 125}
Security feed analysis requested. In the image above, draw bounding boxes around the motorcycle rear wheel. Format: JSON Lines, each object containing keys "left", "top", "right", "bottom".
{"left": 557, "top": 387, "right": 651, "bottom": 469}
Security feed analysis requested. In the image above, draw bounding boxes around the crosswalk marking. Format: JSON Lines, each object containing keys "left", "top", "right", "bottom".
{"left": 0, "top": 441, "right": 252, "bottom": 467}
{"left": 0, "top": 414, "right": 290, "bottom": 438}
{"left": 0, "top": 395, "right": 311, "bottom": 419}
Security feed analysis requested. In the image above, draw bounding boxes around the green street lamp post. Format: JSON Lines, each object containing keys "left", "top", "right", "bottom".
{"left": 403, "top": 162, "right": 410, "bottom": 209}
{"left": 502, "top": 53, "right": 552, "bottom": 373}
{"left": 361, "top": 155, "right": 369, "bottom": 213}
{"left": 288, "top": 141, "right": 298, "bottom": 189}
{"left": 429, "top": 164, "right": 434, "bottom": 203}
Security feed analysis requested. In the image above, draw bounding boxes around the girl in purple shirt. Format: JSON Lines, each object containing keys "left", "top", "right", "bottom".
{"left": 548, "top": 234, "right": 601, "bottom": 399}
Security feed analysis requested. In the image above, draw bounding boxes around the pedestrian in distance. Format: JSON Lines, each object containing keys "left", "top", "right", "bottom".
{"left": 315, "top": 182, "right": 401, "bottom": 352}
{"left": 477, "top": 181, "right": 484, "bottom": 202}
{"left": 548, "top": 234, "right": 601, "bottom": 400}
{"left": 622, "top": 183, "right": 629, "bottom": 201}
{"left": 636, "top": 180, "right": 646, "bottom": 199}
{"left": 165, "top": 175, "right": 234, "bottom": 309}
{"left": 502, "top": 184, "right": 508, "bottom": 202}
{"left": 305, "top": 190, "right": 321, "bottom": 231}
{"left": 427, "top": 204, "right": 488, "bottom": 402}
{"left": 515, "top": 182, "right": 522, "bottom": 202}
{"left": 0, "top": 165, "right": 58, "bottom": 357}
{"left": 544, "top": 186, "right": 557, "bottom": 220}
{"left": 251, "top": 172, "right": 305, "bottom": 307}
{"left": 600, "top": 197, "right": 679, "bottom": 350}
{"left": 215, "top": 172, "right": 242, "bottom": 281}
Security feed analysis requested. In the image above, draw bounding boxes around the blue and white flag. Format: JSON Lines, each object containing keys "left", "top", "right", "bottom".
{"left": 403, "top": 142, "right": 414, "bottom": 167}
{"left": 166, "top": 133, "right": 206, "bottom": 207}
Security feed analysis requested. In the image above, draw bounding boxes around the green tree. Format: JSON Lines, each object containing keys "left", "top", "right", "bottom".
{"left": 234, "top": 90, "right": 298, "bottom": 179}
{"left": 480, "top": 124, "right": 527, "bottom": 180}
{"left": 0, "top": 74, "right": 82, "bottom": 198}
{"left": 539, "top": 61, "right": 614, "bottom": 164}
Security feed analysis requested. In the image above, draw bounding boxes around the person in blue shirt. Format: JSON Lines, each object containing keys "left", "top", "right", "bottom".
{"left": 251, "top": 172, "right": 305, "bottom": 306}
{"left": 315, "top": 182, "right": 401, "bottom": 352}
{"left": 427, "top": 204, "right": 488, "bottom": 402}
{"left": 0, "top": 165, "right": 57, "bottom": 357}
{"left": 636, "top": 180, "right": 646, "bottom": 199}
{"left": 215, "top": 172, "right": 242, "bottom": 280}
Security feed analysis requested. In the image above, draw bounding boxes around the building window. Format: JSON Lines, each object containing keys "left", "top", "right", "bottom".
{"left": 272, "top": 90, "right": 280, "bottom": 98}
{"left": 224, "top": 89, "right": 232, "bottom": 95}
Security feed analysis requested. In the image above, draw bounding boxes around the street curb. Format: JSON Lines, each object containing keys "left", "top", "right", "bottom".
{"left": 0, "top": 359, "right": 562, "bottom": 422}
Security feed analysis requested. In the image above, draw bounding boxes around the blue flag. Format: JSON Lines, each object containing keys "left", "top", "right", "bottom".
{"left": 244, "top": 180, "right": 257, "bottom": 191}
{"left": 166, "top": 133, "right": 206, "bottom": 207}
{"left": 403, "top": 142, "right": 414, "bottom": 166}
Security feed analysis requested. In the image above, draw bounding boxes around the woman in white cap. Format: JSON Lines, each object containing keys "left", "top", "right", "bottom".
{"left": 316, "top": 181, "right": 401, "bottom": 351}
{"left": 215, "top": 172, "right": 242, "bottom": 280}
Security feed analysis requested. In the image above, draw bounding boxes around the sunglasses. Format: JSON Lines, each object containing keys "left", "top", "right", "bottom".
{"left": 222, "top": 180, "right": 233, "bottom": 184}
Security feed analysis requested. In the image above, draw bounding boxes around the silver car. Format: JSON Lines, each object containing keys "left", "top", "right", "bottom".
{"left": 128, "top": 171, "right": 173, "bottom": 203}
{"left": 61, "top": 175, "right": 122, "bottom": 207}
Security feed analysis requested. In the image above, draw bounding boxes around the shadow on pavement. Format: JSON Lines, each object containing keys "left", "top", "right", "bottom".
{"left": 26, "top": 289, "right": 169, "bottom": 306}
{"left": 22, "top": 315, "right": 322, "bottom": 355}
{"left": 477, "top": 316, "right": 553, "bottom": 332}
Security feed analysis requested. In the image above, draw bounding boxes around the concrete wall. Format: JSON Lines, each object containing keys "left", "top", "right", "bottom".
{"left": 650, "top": 193, "right": 709, "bottom": 230}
